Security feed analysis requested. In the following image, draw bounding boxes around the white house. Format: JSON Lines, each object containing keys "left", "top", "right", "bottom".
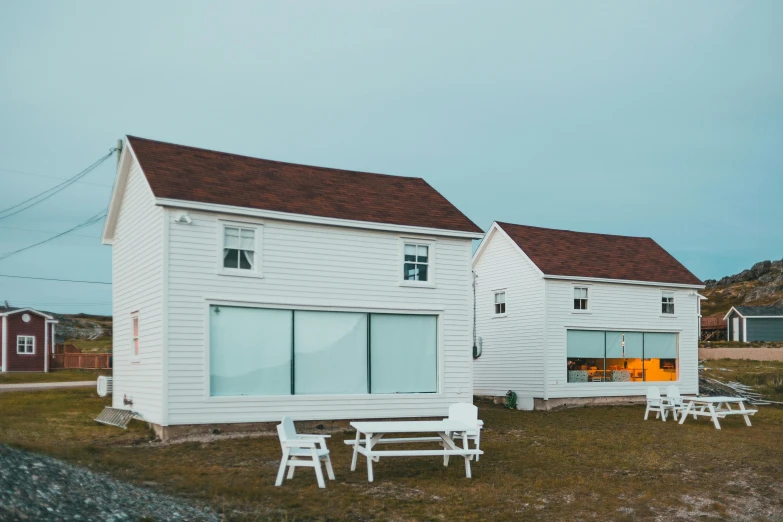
{"left": 472, "top": 222, "right": 704, "bottom": 409}
{"left": 102, "top": 136, "right": 484, "bottom": 438}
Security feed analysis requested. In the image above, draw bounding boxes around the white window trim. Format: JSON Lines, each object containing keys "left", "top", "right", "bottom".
{"left": 398, "top": 237, "right": 436, "bottom": 288}
{"left": 660, "top": 291, "right": 677, "bottom": 318}
{"left": 131, "top": 313, "right": 140, "bottom": 363}
{"left": 202, "top": 297, "right": 445, "bottom": 402}
{"left": 572, "top": 284, "right": 591, "bottom": 314}
{"left": 217, "top": 219, "right": 264, "bottom": 279}
{"left": 16, "top": 335, "right": 35, "bottom": 355}
{"left": 493, "top": 289, "right": 507, "bottom": 318}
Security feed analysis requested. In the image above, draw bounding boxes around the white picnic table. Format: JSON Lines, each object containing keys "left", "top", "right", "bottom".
{"left": 346, "top": 420, "right": 483, "bottom": 482}
{"left": 677, "top": 396, "right": 757, "bottom": 430}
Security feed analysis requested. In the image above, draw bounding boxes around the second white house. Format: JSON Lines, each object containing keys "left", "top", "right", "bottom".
{"left": 472, "top": 222, "right": 704, "bottom": 409}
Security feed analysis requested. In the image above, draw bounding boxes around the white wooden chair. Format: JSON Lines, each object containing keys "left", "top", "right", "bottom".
{"left": 445, "top": 403, "right": 483, "bottom": 463}
{"left": 644, "top": 386, "right": 670, "bottom": 421}
{"left": 275, "top": 416, "right": 335, "bottom": 489}
{"left": 665, "top": 385, "right": 689, "bottom": 421}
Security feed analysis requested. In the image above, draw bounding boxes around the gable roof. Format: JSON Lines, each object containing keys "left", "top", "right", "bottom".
{"left": 492, "top": 222, "right": 703, "bottom": 286}
{"left": 122, "top": 136, "right": 482, "bottom": 235}
{"left": 0, "top": 306, "right": 55, "bottom": 320}
{"left": 731, "top": 305, "right": 783, "bottom": 317}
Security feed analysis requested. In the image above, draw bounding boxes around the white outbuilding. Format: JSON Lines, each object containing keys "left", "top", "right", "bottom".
{"left": 472, "top": 222, "right": 704, "bottom": 409}
{"left": 102, "top": 136, "right": 484, "bottom": 439}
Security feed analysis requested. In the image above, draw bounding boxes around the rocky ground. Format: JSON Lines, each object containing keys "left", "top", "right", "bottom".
{"left": 701, "top": 258, "right": 783, "bottom": 316}
{"left": 0, "top": 445, "right": 218, "bottom": 522}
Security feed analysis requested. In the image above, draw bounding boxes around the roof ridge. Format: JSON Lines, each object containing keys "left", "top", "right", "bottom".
{"left": 495, "top": 221, "right": 652, "bottom": 241}
{"left": 126, "top": 135, "right": 426, "bottom": 183}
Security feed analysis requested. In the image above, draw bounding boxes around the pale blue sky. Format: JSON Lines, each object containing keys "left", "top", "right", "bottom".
{"left": 0, "top": 1, "right": 781, "bottom": 315}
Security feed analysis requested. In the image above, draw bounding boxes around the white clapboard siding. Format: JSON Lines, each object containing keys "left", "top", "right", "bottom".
{"left": 544, "top": 279, "right": 699, "bottom": 398}
{"left": 472, "top": 228, "right": 545, "bottom": 397}
{"left": 164, "top": 212, "right": 474, "bottom": 425}
{"left": 111, "top": 157, "right": 164, "bottom": 423}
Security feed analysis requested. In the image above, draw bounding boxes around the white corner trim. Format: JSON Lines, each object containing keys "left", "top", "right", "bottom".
{"left": 155, "top": 198, "right": 484, "bottom": 240}
{"left": 743, "top": 317, "right": 748, "bottom": 342}
{"left": 1, "top": 316, "right": 6, "bottom": 372}
{"left": 161, "top": 207, "right": 170, "bottom": 426}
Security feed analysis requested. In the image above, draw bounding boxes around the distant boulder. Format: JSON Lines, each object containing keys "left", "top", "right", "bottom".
{"left": 750, "top": 260, "right": 772, "bottom": 279}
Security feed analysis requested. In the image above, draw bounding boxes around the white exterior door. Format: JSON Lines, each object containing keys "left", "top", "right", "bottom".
{"left": 732, "top": 317, "right": 740, "bottom": 341}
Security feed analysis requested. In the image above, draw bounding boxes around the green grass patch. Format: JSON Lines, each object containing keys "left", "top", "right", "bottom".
{"left": 1, "top": 389, "right": 782, "bottom": 520}
{"left": 702, "top": 358, "right": 783, "bottom": 403}
{"left": 0, "top": 369, "right": 110, "bottom": 385}
{"left": 66, "top": 337, "right": 113, "bottom": 353}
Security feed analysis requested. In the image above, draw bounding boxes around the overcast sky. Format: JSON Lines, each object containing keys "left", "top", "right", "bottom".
{"left": 1, "top": 1, "right": 781, "bottom": 315}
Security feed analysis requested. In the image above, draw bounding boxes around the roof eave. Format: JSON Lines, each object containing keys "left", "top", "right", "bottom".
{"left": 154, "top": 197, "right": 485, "bottom": 239}
{"left": 541, "top": 274, "right": 705, "bottom": 289}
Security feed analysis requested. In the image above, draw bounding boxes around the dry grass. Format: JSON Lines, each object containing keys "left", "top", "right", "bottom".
{"left": 66, "top": 337, "right": 113, "bottom": 353}
{"left": 702, "top": 358, "right": 783, "bottom": 403}
{"left": 0, "top": 389, "right": 782, "bottom": 521}
{"left": 0, "top": 369, "right": 110, "bottom": 384}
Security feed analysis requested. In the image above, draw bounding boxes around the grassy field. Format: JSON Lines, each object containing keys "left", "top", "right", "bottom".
{"left": 66, "top": 337, "right": 113, "bottom": 353}
{"left": 0, "top": 386, "right": 781, "bottom": 521}
{"left": 0, "top": 369, "right": 110, "bottom": 385}
{"left": 702, "top": 358, "right": 783, "bottom": 403}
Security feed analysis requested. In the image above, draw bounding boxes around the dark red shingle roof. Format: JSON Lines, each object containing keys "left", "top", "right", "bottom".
{"left": 496, "top": 222, "right": 703, "bottom": 286}
{"left": 127, "top": 136, "right": 482, "bottom": 234}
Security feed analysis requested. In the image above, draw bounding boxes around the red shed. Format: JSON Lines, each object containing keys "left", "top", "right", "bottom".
{"left": 1, "top": 306, "right": 58, "bottom": 373}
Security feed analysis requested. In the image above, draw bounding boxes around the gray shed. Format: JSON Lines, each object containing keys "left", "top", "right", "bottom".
{"left": 723, "top": 306, "right": 783, "bottom": 342}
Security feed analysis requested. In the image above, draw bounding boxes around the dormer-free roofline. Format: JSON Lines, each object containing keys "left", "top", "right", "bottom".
{"left": 103, "top": 136, "right": 484, "bottom": 243}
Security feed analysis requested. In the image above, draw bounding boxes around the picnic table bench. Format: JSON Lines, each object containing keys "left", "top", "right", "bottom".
{"left": 346, "top": 420, "right": 483, "bottom": 482}
{"left": 677, "top": 396, "right": 758, "bottom": 430}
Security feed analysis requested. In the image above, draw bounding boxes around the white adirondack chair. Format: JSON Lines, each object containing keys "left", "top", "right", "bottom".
{"left": 665, "top": 385, "right": 689, "bottom": 421}
{"left": 275, "top": 416, "right": 335, "bottom": 489}
{"left": 444, "top": 403, "right": 483, "bottom": 464}
{"left": 644, "top": 386, "right": 669, "bottom": 421}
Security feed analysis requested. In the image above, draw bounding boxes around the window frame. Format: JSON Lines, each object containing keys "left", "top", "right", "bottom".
{"left": 217, "top": 220, "right": 263, "bottom": 278}
{"left": 130, "top": 312, "right": 140, "bottom": 362}
{"left": 16, "top": 335, "right": 35, "bottom": 355}
{"left": 661, "top": 291, "right": 676, "bottom": 316}
{"left": 493, "top": 290, "right": 507, "bottom": 317}
{"left": 399, "top": 237, "right": 436, "bottom": 288}
{"left": 572, "top": 285, "right": 590, "bottom": 313}
{"left": 203, "top": 299, "right": 444, "bottom": 401}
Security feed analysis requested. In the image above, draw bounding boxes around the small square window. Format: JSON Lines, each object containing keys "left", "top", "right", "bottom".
{"left": 403, "top": 243, "right": 429, "bottom": 282}
{"left": 662, "top": 292, "right": 675, "bottom": 314}
{"left": 16, "top": 336, "right": 34, "bottom": 354}
{"left": 494, "top": 292, "right": 506, "bottom": 315}
{"left": 223, "top": 226, "right": 255, "bottom": 270}
{"left": 574, "top": 287, "right": 588, "bottom": 310}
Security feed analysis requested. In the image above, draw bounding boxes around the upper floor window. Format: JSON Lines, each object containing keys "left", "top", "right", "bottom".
{"left": 403, "top": 243, "right": 429, "bottom": 282}
{"left": 17, "top": 335, "right": 34, "bottom": 354}
{"left": 223, "top": 226, "right": 255, "bottom": 270}
{"left": 494, "top": 291, "right": 506, "bottom": 315}
{"left": 662, "top": 292, "right": 675, "bottom": 315}
{"left": 131, "top": 314, "right": 139, "bottom": 357}
{"left": 574, "top": 287, "right": 588, "bottom": 310}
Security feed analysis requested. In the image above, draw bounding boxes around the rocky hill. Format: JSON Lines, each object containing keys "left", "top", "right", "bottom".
{"left": 701, "top": 259, "right": 783, "bottom": 317}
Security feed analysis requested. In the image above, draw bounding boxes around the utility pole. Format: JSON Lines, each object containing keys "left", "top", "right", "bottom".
{"left": 116, "top": 138, "right": 123, "bottom": 170}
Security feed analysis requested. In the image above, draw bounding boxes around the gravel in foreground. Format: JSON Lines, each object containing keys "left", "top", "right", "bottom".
{"left": 0, "top": 445, "right": 219, "bottom": 521}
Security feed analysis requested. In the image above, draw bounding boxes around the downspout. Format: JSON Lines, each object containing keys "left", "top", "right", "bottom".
{"left": 1, "top": 315, "right": 6, "bottom": 372}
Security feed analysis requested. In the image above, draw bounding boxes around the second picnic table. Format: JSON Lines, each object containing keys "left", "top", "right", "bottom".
{"left": 677, "top": 396, "right": 757, "bottom": 429}
{"left": 346, "top": 420, "right": 483, "bottom": 482}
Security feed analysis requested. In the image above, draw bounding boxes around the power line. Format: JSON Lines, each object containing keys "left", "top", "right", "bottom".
{"left": 0, "top": 223, "right": 102, "bottom": 239}
{"left": 0, "top": 167, "right": 113, "bottom": 188}
{"left": 0, "top": 210, "right": 107, "bottom": 262}
{"left": 0, "top": 274, "right": 111, "bottom": 285}
{"left": 0, "top": 149, "right": 116, "bottom": 221}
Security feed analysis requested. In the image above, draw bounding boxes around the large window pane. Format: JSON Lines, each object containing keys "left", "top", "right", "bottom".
{"left": 606, "top": 332, "right": 643, "bottom": 382}
{"left": 294, "top": 311, "right": 368, "bottom": 394}
{"left": 567, "top": 330, "right": 606, "bottom": 382}
{"left": 370, "top": 314, "right": 437, "bottom": 393}
{"left": 210, "top": 306, "right": 292, "bottom": 396}
{"left": 644, "top": 332, "right": 678, "bottom": 382}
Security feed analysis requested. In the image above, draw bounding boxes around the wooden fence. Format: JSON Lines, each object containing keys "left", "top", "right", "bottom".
{"left": 51, "top": 353, "right": 112, "bottom": 369}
